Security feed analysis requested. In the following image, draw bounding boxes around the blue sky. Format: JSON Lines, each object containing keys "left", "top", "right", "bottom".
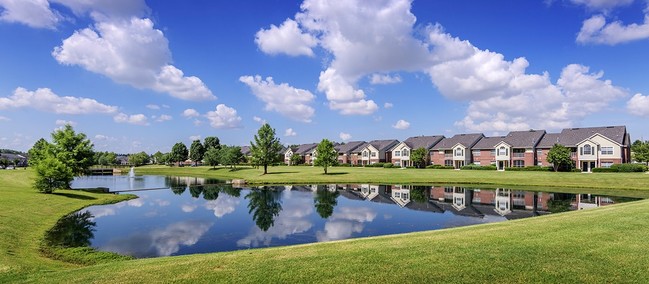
{"left": 1, "top": 0, "right": 648, "bottom": 153}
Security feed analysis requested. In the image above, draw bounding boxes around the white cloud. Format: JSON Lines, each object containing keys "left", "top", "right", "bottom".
{"left": 0, "top": 0, "right": 61, "bottom": 29}
{"left": 114, "top": 113, "right": 149, "bottom": 126}
{"left": 317, "top": 68, "right": 378, "bottom": 115}
{"left": 55, "top": 119, "right": 76, "bottom": 126}
{"left": 181, "top": 204, "right": 197, "bottom": 213}
{"left": 284, "top": 128, "right": 297, "bottom": 137}
{"left": 50, "top": 0, "right": 149, "bottom": 19}
{"left": 0, "top": 87, "right": 117, "bottom": 114}
{"left": 52, "top": 17, "right": 215, "bottom": 101}
{"left": 94, "top": 134, "right": 116, "bottom": 141}
{"left": 189, "top": 135, "right": 201, "bottom": 141}
{"left": 0, "top": 116, "right": 10, "bottom": 122}
{"left": 154, "top": 114, "right": 172, "bottom": 122}
{"left": 383, "top": 102, "right": 393, "bottom": 109}
{"left": 339, "top": 132, "right": 352, "bottom": 141}
{"left": 577, "top": 13, "right": 649, "bottom": 45}
{"left": 240, "top": 75, "right": 316, "bottom": 122}
{"left": 253, "top": 116, "right": 266, "bottom": 124}
{"left": 146, "top": 104, "right": 160, "bottom": 110}
{"left": 392, "top": 119, "right": 410, "bottom": 130}
{"left": 182, "top": 109, "right": 200, "bottom": 118}
{"left": 204, "top": 194, "right": 240, "bottom": 218}
{"left": 316, "top": 207, "right": 376, "bottom": 242}
{"left": 237, "top": 197, "right": 313, "bottom": 248}
{"left": 193, "top": 119, "right": 202, "bottom": 126}
{"left": 205, "top": 104, "right": 242, "bottom": 129}
{"left": 628, "top": 93, "right": 649, "bottom": 116}
{"left": 255, "top": 18, "right": 317, "bottom": 57}
{"left": 570, "top": 0, "right": 633, "bottom": 11}
{"left": 370, "top": 74, "right": 402, "bottom": 85}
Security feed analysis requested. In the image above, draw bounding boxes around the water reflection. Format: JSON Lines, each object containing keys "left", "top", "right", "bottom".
{"left": 45, "top": 211, "right": 96, "bottom": 248}
{"left": 66, "top": 175, "right": 641, "bottom": 258}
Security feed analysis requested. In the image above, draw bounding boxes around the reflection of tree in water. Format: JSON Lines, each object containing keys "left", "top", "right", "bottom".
{"left": 45, "top": 211, "right": 96, "bottom": 247}
{"left": 171, "top": 186, "right": 186, "bottom": 195}
{"left": 189, "top": 185, "right": 203, "bottom": 198}
{"left": 548, "top": 193, "right": 574, "bottom": 213}
{"left": 221, "top": 185, "right": 241, "bottom": 198}
{"left": 410, "top": 186, "right": 429, "bottom": 203}
{"left": 202, "top": 185, "right": 220, "bottom": 200}
{"left": 314, "top": 186, "right": 339, "bottom": 219}
{"left": 246, "top": 187, "right": 283, "bottom": 231}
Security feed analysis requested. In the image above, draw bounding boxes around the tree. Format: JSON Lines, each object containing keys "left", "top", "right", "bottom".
{"left": 169, "top": 142, "right": 189, "bottom": 165}
{"left": 203, "top": 148, "right": 221, "bottom": 168}
{"left": 289, "top": 153, "right": 302, "bottom": 166}
{"left": 547, "top": 144, "right": 573, "bottom": 172}
{"left": 50, "top": 124, "right": 94, "bottom": 176}
{"left": 250, "top": 123, "right": 282, "bottom": 174}
{"left": 128, "top": 151, "right": 150, "bottom": 166}
{"left": 314, "top": 139, "right": 337, "bottom": 174}
{"left": 189, "top": 140, "right": 205, "bottom": 165}
{"left": 410, "top": 148, "right": 428, "bottom": 168}
{"left": 631, "top": 140, "right": 649, "bottom": 166}
{"left": 203, "top": 136, "right": 221, "bottom": 151}
{"left": 246, "top": 187, "right": 283, "bottom": 231}
{"left": 220, "top": 145, "right": 244, "bottom": 169}
{"left": 33, "top": 156, "right": 73, "bottom": 193}
{"left": 314, "top": 186, "right": 339, "bottom": 219}
{"left": 28, "top": 138, "right": 52, "bottom": 167}
{"left": 95, "top": 151, "right": 117, "bottom": 166}
{"left": 151, "top": 151, "right": 165, "bottom": 165}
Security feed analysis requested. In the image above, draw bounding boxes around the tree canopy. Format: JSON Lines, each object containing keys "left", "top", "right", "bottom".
{"left": 410, "top": 148, "right": 428, "bottom": 168}
{"left": 314, "top": 139, "right": 337, "bottom": 174}
{"left": 169, "top": 142, "right": 189, "bottom": 165}
{"left": 189, "top": 140, "right": 205, "bottom": 165}
{"left": 50, "top": 124, "right": 94, "bottom": 176}
{"left": 203, "top": 147, "right": 220, "bottom": 168}
{"left": 632, "top": 140, "right": 649, "bottom": 165}
{"left": 203, "top": 136, "right": 221, "bottom": 151}
{"left": 128, "top": 152, "right": 150, "bottom": 166}
{"left": 250, "top": 123, "right": 282, "bottom": 174}
{"left": 547, "top": 144, "right": 573, "bottom": 172}
{"left": 220, "top": 145, "right": 244, "bottom": 169}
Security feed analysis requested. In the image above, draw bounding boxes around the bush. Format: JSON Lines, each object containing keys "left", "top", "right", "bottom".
{"left": 461, "top": 164, "right": 497, "bottom": 170}
{"left": 592, "top": 167, "right": 617, "bottom": 173}
{"left": 337, "top": 163, "right": 351, "bottom": 167}
{"left": 504, "top": 166, "right": 552, "bottom": 172}
{"left": 593, "top": 163, "right": 648, "bottom": 173}
{"left": 426, "top": 165, "right": 454, "bottom": 169}
{"left": 383, "top": 163, "right": 394, "bottom": 168}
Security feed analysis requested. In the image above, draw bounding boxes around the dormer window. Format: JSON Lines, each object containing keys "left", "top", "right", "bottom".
{"left": 403, "top": 149, "right": 409, "bottom": 156}
{"left": 583, "top": 144, "right": 592, "bottom": 155}
{"left": 395, "top": 151, "right": 401, "bottom": 157}
{"left": 498, "top": 146, "right": 507, "bottom": 156}
{"left": 455, "top": 148, "right": 463, "bottom": 156}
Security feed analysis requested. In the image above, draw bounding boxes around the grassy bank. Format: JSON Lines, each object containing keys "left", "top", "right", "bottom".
{"left": 0, "top": 169, "right": 132, "bottom": 281}
{"left": 136, "top": 165, "right": 649, "bottom": 192}
{"left": 3, "top": 168, "right": 649, "bottom": 283}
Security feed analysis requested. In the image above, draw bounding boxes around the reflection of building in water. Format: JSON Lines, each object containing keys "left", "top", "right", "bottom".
{"left": 390, "top": 185, "right": 411, "bottom": 207}
{"left": 359, "top": 184, "right": 379, "bottom": 200}
{"left": 494, "top": 188, "right": 512, "bottom": 216}
{"left": 573, "top": 194, "right": 615, "bottom": 210}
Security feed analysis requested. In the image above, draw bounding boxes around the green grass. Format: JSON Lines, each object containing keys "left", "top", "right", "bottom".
{"left": 3, "top": 167, "right": 649, "bottom": 283}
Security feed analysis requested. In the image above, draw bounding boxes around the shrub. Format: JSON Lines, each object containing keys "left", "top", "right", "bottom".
{"left": 337, "top": 163, "right": 351, "bottom": 167}
{"left": 383, "top": 163, "right": 394, "bottom": 168}
{"left": 593, "top": 163, "right": 648, "bottom": 173}
{"left": 461, "top": 164, "right": 497, "bottom": 170}
{"left": 592, "top": 167, "right": 617, "bottom": 173}
{"left": 426, "top": 165, "right": 454, "bottom": 169}
{"left": 504, "top": 166, "right": 552, "bottom": 172}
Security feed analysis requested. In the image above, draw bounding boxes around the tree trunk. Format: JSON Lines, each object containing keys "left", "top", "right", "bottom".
{"left": 324, "top": 167, "right": 327, "bottom": 175}
{"left": 263, "top": 164, "right": 268, "bottom": 175}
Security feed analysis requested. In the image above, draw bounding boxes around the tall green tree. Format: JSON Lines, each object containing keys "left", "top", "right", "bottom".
{"left": 33, "top": 156, "right": 73, "bottom": 193}
{"left": 220, "top": 145, "right": 244, "bottom": 169}
{"left": 128, "top": 151, "right": 150, "bottom": 166}
{"left": 246, "top": 187, "right": 283, "bottom": 231}
{"left": 314, "top": 139, "right": 337, "bottom": 174}
{"left": 203, "top": 148, "right": 221, "bottom": 168}
{"left": 290, "top": 152, "right": 302, "bottom": 166}
{"left": 189, "top": 140, "right": 205, "bottom": 165}
{"left": 169, "top": 142, "right": 189, "bottom": 165}
{"left": 151, "top": 151, "right": 165, "bottom": 165}
{"left": 51, "top": 124, "right": 94, "bottom": 175}
{"left": 203, "top": 136, "right": 221, "bottom": 151}
{"left": 250, "top": 123, "right": 282, "bottom": 174}
{"left": 314, "top": 186, "right": 339, "bottom": 219}
{"left": 547, "top": 144, "right": 573, "bottom": 172}
{"left": 410, "top": 148, "right": 428, "bottom": 168}
{"left": 631, "top": 140, "right": 649, "bottom": 166}
{"left": 28, "top": 138, "right": 52, "bottom": 167}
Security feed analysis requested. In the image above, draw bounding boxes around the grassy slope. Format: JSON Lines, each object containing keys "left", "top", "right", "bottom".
{"left": 0, "top": 170, "right": 132, "bottom": 281}
{"left": 137, "top": 165, "right": 649, "bottom": 192}
{"left": 3, "top": 167, "right": 649, "bottom": 283}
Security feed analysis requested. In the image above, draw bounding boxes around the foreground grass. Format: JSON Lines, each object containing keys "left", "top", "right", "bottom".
{"left": 3, "top": 167, "right": 649, "bottom": 283}
{"left": 138, "top": 165, "right": 649, "bottom": 192}
{"left": 0, "top": 169, "right": 132, "bottom": 281}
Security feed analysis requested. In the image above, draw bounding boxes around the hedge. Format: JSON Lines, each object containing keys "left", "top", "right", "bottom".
{"left": 461, "top": 164, "right": 497, "bottom": 170}
{"left": 426, "top": 165, "right": 454, "bottom": 169}
{"left": 593, "top": 163, "right": 648, "bottom": 173}
{"left": 504, "top": 166, "right": 553, "bottom": 172}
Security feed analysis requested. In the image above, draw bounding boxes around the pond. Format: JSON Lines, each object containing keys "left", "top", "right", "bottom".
{"left": 50, "top": 175, "right": 640, "bottom": 258}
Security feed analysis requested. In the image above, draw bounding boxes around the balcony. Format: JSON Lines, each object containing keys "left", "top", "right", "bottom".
{"left": 444, "top": 154, "right": 453, "bottom": 158}
{"left": 512, "top": 153, "right": 525, "bottom": 158}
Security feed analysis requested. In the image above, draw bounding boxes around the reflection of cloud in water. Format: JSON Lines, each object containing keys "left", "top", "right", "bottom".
{"left": 237, "top": 199, "right": 313, "bottom": 248}
{"left": 101, "top": 220, "right": 213, "bottom": 258}
{"left": 126, "top": 199, "right": 144, "bottom": 207}
{"left": 316, "top": 207, "right": 376, "bottom": 242}
{"left": 181, "top": 204, "right": 197, "bottom": 213}
{"left": 383, "top": 214, "right": 392, "bottom": 220}
{"left": 204, "top": 194, "right": 240, "bottom": 218}
{"left": 87, "top": 207, "right": 115, "bottom": 219}
{"left": 153, "top": 199, "right": 170, "bottom": 207}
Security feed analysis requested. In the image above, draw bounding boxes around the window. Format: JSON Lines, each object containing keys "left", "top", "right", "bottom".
{"left": 474, "top": 161, "right": 481, "bottom": 166}
{"left": 362, "top": 151, "right": 368, "bottom": 157}
{"left": 395, "top": 162, "right": 401, "bottom": 167}
{"left": 402, "top": 193, "right": 409, "bottom": 200}
{"left": 395, "top": 151, "right": 401, "bottom": 157}
{"left": 472, "top": 150, "right": 481, "bottom": 156}
{"left": 498, "top": 146, "right": 507, "bottom": 156}
{"left": 444, "top": 160, "right": 453, "bottom": 166}
{"left": 394, "top": 192, "right": 401, "bottom": 198}
{"left": 537, "top": 150, "right": 543, "bottom": 156}
{"left": 601, "top": 147, "right": 613, "bottom": 155}
{"left": 455, "top": 148, "right": 464, "bottom": 156}
{"left": 583, "top": 144, "right": 592, "bottom": 155}
{"left": 490, "top": 149, "right": 496, "bottom": 156}
{"left": 403, "top": 150, "right": 409, "bottom": 156}
{"left": 513, "top": 160, "right": 525, "bottom": 167}
{"left": 601, "top": 162, "right": 613, "bottom": 168}
{"left": 371, "top": 152, "right": 377, "bottom": 157}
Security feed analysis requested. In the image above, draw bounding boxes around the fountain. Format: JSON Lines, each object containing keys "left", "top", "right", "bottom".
{"left": 129, "top": 167, "right": 135, "bottom": 178}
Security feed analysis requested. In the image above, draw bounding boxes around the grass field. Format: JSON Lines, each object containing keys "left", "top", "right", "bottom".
{"left": 2, "top": 167, "right": 649, "bottom": 283}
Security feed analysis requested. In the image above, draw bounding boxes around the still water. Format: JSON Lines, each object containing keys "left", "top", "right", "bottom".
{"left": 51, "top": 175, "right": 639, "bottom": 258}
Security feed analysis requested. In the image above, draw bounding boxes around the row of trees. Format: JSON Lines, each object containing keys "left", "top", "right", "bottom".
{"left": 632, "top": 140, "right": 649, "bottom": 165}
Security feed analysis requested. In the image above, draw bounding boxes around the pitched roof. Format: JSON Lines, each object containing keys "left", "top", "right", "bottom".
{"left": 0, "top": 153, "right": 27, "bottom": 160}
{"left": 402, "top": 135, "right": 445, "bottom": 150}
{"left": 557, "top": 126, "right": 627, "bottom": 146}
{"left": 335, "top": 141, "right": 366, "bottom": 154}
{"left": 537, "top": 133, "right": 562, "bottom": 148}
{"left": 367, "top": 139, "right": 399, "bottom": 151}
{"left": 432, "top": 133, "right": 484, "bottom": 150}
{"left": 294, "top": 143, "right": 318, "bottom": 155}
{"left": 240, "top": 146, "right": 251, "bottom": 156}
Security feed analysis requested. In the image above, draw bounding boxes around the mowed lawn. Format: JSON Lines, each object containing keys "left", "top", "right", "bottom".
{"left": 2, "top": 167, "right": 649, "bottom": 283}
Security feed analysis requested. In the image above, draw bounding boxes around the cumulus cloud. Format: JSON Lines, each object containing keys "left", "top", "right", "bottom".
{"left": 383, "top": 102, "right": 393, "bottom": 109}
{"left": 237, "top": 197, "right": 313, "bottom": 248}
{"left": 253, "top": 116, "right": 266, "bottom": 125}
{"left": 339, "top": 132, "right": 352, "bottom": 141}
{"left": 255, "top": 18, "right": 317, "bottom": 57}
{"left": 146, "top": 104, "right": 160, "bottom": 110}
{"left": 154, "top": 114, "right": 172, "bottom": 122}
{"left": 0, "top": 0, "right": 61, "bottom": 29}
{"left": 240, "top": 75, "right": 316, "bottom": 122}
{"left": 392, "top": 119, "right": 410, "bottom": 130}
{"left": 52, "top": 17, "right": 215, "bottom": 101}
{"left": 55, "top": 119, "right": 76, "bottom": 126}
{"left": 114, "top": 113, "right": 149, "bottom": 126}
{"left": 182, "top": 108, "right": 200, "bottom": 118}
{"left": 628, "top": 93, "right": 649, "bottom": 116}
{"left": 370, "top": 74, "right": 402, "bottom": 85}
{"left": 570, "top": 0, "right": 634, "bottom": 11}
{"left": 0, "top": 87, "right": 117, "bottom": 114}
{"left": 577, "top": 13, "right": 649, "bottom": 45}
{"left": 189, "top": 135, "right": 201, "bottom": 141}
{"left": 205, "top": 104, "right": 242, "bottom": 129}
{"left": 0, "top": 116, "right": 10, "bottom": 122}
{"left": 316, "top": 207, "right": 376, "bottom": 242}
{"left": 284, "top": 128, "right": 297, "bottom": 137}
{"left": 204, "top": 194, "right": 240, "bottom": 218}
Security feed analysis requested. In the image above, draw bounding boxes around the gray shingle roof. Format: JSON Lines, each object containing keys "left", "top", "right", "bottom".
{"left": 432, "top": 133, "right": 484, "bottom": 150}
{"left": 557, "top": 126, "right": 627, "bottom": 146}
{"left": 473, "top": 130, "right": 545, "bottom": 149}
{"left": 473, "top": 136, "right": 506, "bottom": 149}
{"left": 537, "top": 133, "right": 562, "bottom": 148}
{"left": 368, "top": 139, "right": 399, "bottom": 151}
{"left": 402, "top": 135, "right": 445, "bottom": 150}
{"left": 240, "top": 146, "right": 251, "bottom": 156}
{"left": 294, "top": 143, "right": 318, "bottom": 155}
{"left": 335, "top": 141, "right": 366, "bottom": 154}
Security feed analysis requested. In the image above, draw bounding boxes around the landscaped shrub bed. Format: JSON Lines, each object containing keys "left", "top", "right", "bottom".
{"left": 593, "top": 163, "right": 648, "bottom": 173}
{"left": 426, "top": 165, "right": 454, "bottom": 169}
{"left": 505, "top": 166, "right": 552, "bottom": 171}
{"left": 461, "top": 164, "right": 497, "bottom": 170}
